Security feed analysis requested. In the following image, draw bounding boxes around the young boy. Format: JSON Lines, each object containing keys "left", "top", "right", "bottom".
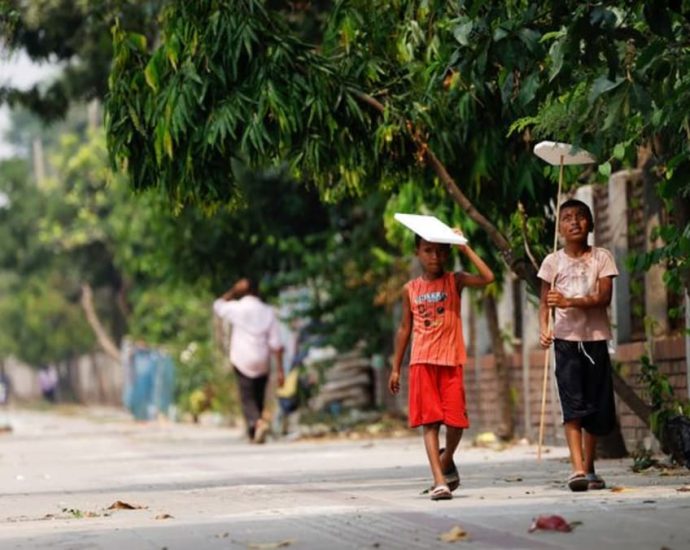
{"left": 389, "top": 232, "right": 494, "bottom": 500}
{"left": 538, "top": 199, "right": 619, "bottom": 492}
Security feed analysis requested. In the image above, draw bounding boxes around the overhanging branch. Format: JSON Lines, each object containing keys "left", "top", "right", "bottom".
{"left": 350, "top": 88, "right": 539, "bottom": 289}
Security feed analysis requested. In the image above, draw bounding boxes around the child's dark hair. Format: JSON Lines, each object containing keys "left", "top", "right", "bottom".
{"left": 414, "top": 233, "right": 451, "bottom": 250}
{"left": 559, "top": 199, "right": 594, "bottom": 232}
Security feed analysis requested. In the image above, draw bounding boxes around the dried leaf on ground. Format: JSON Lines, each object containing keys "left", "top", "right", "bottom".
{"left": 504, "top": 476, "right": 523, "bottom": 482}
{"left": 528, "top": 515, "right": 573, "bottom": 533}
{"left": 677, "top": 485, "right": 690, "bottom": 492}
{"left": 107, "top": 500, "right": 145, "bottom": 510}
{"left": 439, "top": 525, "right": 470, "bottom": 542}
{"left": 247, "top": 540, "right": 295, "bottom": 549}
{"left": 610, "top": 486, "right": 631, "bottom": 493}
{"left": 155, "top": 513, "right": 173, "bottom": 520}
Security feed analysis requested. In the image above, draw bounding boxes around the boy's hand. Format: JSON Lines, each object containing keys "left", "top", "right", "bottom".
{"left": 388, "top": 370, "right": 401, "bottom": 394}
{"left": 539, "top": 330, "right": 554, "bottom": 349}
{"left": 453, "top": 228, "right": 468, "bottom": 253}
{"left": 276, "top": 369, "right": 285, "bottom": 387}
{"left": 546, "top": 290, "right": 569, "bottom": 308}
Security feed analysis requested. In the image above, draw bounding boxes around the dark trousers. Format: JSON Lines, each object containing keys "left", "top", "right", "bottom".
{"left": 234, "top": 366, "right": 268, "bottom": 439}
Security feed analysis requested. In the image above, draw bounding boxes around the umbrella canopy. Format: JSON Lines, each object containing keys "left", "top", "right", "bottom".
{"left": 533, "top": 141, "right": 596, "bottom": 166}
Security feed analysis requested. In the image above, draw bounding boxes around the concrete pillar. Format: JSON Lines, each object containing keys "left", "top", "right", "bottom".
{"left": 609, "top": 171, "right": 632, "bottom": 343}
{"left": 520, "top": 280, "right": 532, "bottom": 440}
{"left": 644, "top": 177, "right": 669, "bottom": 336}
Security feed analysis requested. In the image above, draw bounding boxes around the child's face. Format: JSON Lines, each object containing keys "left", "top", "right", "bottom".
{"left": 416, "top": 239, "right": 450, "bottom": 276}
{"left": 559, "top": 206, "right": 591, "bottom": 243}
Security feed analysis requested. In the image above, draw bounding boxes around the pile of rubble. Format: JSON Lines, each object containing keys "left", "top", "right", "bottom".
{"left": 308, "top": 348, "right": 374, "bottom": 412}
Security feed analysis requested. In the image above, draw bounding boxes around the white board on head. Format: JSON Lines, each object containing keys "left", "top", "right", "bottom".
{"left": 393, "top": 213, "right": 468, "bottom": 245}
{"left": 533, "top": 141, "right": 596, "bottom": 166}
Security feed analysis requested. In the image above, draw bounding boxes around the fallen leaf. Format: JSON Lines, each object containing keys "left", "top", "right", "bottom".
{"left": 155, "top": 513, "right": 173, "bottom": 520}
{"left": 247, "top": 540, "right": 295, "bottom": 549}
{"left": 609, "top": 486, "right": 631, "bottom": 493}
{"left": 107, "top": 500, "right": 145, "bottom": 510}
{"left": 504, "top": 476, "right": 523, "bottom": 482}
{"left": 677, "top": 485, "right": 690, "bottom": 492}
{"left": 528, "top": 515, "right": 573, "bottom": 533}
{"left": 439, "top": 525, "right": 470, "bottom": 542}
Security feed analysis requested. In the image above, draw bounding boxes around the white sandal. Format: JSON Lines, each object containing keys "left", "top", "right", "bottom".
{"left": 429, "top": 484, "right": 453, "bottom": 501}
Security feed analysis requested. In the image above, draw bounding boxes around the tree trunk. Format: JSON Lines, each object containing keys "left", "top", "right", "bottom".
{"left": 597, "top": 422, "right": 628, "bottom": 459}
{"left": 612, "top": 369, "right": 652, "bottom": 427}
{"left": 484, "top": 293, "right": 514, "bottom": 440}
{"left": 80, "top": 283, "right": 121, "bottom": 362}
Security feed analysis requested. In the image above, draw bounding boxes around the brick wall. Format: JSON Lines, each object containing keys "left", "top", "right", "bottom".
{"left": 464, "top": 336, "right": 688, "bottom": 451}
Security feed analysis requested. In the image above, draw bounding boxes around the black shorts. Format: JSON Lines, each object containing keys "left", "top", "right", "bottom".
{"left": 554, "top": 339, "right": 616, "bottom": 436}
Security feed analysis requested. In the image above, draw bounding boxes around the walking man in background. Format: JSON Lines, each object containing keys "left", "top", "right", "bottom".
{"left": 214, "top": 278, "right": 284, "bottom": 443}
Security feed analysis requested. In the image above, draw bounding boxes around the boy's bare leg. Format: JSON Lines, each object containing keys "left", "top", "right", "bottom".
{"left": 423, "top": 423, "right": 445, "bottom": 486}
{"left": 583, "top": 431, "right": 597, "bottom": 473}
{"left": 441, "top": 426, "right": 463, "bottom": 472}
{"left": 564, "top": 420, "right": 586, "bottom": 474}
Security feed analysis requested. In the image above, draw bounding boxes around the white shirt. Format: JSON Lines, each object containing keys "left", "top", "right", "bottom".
{"left": 213, "top": 295, "right": 282, "bottom": 378}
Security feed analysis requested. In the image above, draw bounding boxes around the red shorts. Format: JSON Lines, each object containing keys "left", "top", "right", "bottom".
{"left": 408, "top": 363, "right": 469, "bottom": 429}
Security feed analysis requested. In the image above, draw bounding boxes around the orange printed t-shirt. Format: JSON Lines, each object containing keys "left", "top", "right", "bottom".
{"left": 407, "top": 272, "right": 466, "bottom": 367}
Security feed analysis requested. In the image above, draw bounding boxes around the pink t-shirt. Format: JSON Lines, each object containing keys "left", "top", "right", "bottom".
{"left": 213, "top": 295, "right": 283, "bottom": 378}
{"left": 537, "top": 247, "right": 618, "bottom": 341}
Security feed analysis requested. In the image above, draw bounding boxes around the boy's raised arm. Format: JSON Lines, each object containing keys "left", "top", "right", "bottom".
{"left": 455, "top": 242, "right": 495, "bottom": 288}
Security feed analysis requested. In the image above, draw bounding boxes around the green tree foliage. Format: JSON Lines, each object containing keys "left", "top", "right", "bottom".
{"left": 105, "top": 0, "right": 690, "bottom": 298}
{"left": 514, "top": 1, "right": 690, "bottom": 295}
{"left": 106, "top": 0, "right": 380, "bottom": 205}
{"left": 0, "top": 156, "right": 95, "bottom": 365}
{"left": 0, "top": 0, "right": 163, "bottom": 120}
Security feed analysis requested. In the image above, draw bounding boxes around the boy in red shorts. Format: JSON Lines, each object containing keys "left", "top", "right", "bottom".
{"left": 389, "top": 231, "right": 494, "bottom": 500}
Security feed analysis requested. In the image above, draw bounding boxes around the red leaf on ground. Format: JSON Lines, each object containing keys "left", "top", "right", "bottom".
{"left": 528, "top": 515, "right": 572, "bottom": 533}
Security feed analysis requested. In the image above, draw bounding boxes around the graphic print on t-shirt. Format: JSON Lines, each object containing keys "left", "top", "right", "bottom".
{"left": 407, "top": 272, "right": 466, "bottom": 366}
{"left": 414, "top": 290, "right": 447, "bottom": 329}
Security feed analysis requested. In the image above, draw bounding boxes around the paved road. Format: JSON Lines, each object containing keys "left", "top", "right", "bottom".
{"left": 1, "top": 408, "right": 689, "bottom": 549}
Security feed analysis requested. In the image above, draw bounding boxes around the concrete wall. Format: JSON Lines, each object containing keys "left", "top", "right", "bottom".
{"left": 463, "top": 333, "right": 687, "bottom": 451}
{"left": 3, "top": 353, "right": 124, "bottom": 406}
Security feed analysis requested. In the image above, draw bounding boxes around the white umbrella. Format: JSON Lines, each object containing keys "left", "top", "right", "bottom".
{"left": 533, "top": 141, "right": 596, "bottom": 461}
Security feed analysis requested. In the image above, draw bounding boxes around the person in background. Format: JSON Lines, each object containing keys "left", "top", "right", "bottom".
{"left": 38, "top": 365, "right": 58, "bottom": 403}
{"left": 214, "top": 278, "right": 284, "bottom": 443}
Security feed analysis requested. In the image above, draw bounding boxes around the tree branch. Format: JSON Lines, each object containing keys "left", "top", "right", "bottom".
{"left": 351, "top": 88, "right": 540, "bottom": 291}
{"left": 80, "top": 283, "right": 121, "bottom": 362}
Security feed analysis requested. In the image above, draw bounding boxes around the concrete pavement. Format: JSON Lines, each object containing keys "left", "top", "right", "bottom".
{"left": 1, "top": 407, "right": 689, "bottom": 549}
